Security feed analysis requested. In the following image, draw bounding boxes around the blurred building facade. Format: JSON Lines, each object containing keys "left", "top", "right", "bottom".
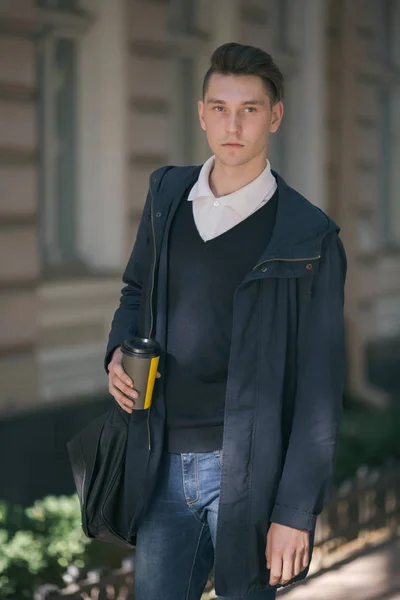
{"left": 0, "top": 0, "right": 399, "bottom": 414}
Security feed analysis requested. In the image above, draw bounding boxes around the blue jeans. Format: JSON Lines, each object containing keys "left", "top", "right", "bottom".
{"left": 134, "top": 451, "right": 277, "bottom": 600}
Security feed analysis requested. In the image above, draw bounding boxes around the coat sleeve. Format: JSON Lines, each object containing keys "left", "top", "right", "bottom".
{"left": 104, "top": 190, "right": 153, "bottom": 373}
{"left": 270, "top": 232, "right": 347, "bottom": 531}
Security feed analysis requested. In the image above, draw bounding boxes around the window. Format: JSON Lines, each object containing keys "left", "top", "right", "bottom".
{"left": 169, "top": 55, "right": 198, "bottom": 166}
{"left": 276, "top": 0, "right": 290, "bottom": 52}
{"left": 168, "top": 0, "right": 196, "bottom": 35}
{"left": 37, "top": 0, "right": 79, "bottom": 9}
{"left": 379, "top": 0, "right": 400, "bottom": 249}
{"left": 179, "top": 57, "right": 197, "bottom": 164}
{"left": 168, "top": 0, "right": 209, "bottom": 165}
{"left": 37, "top": 35, "right": 78, "bottom": 266}
{"left": 36, "top": 1, "right": 91, "bottom": 271}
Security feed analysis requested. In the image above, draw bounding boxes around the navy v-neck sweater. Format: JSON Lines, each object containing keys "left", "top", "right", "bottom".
{"left": 164, "top": 190, "right": 278, "bottom": 452}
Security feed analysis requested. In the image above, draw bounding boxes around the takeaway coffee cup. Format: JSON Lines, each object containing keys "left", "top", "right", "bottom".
{"left": 121, "top": 337, "right": 161, "bottom": 410}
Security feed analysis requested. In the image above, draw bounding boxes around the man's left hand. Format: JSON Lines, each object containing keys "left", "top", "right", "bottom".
{"left": 266, "top": 523, "right": 309, "bottom": 586}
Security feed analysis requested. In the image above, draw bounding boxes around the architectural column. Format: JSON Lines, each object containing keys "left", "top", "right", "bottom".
{"left": 77, "top": 0, "right": 127, "bottom": 271}
{"left": 0, "top": 0, "right": 39, "bottom": 413}
{"left": 299, "top": 0, "right": 327, "bottom": 210}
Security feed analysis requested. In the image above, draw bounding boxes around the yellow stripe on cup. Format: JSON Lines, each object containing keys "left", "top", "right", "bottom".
{"left": 144, "top": 356, "right": 160, "bottom": 409}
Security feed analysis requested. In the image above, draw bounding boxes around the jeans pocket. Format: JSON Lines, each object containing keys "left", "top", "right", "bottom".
{"left": 213, "top": 450, "right": 223, "bottom": 469}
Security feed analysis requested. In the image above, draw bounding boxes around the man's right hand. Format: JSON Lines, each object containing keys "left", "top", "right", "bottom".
{"left": 108, "top": 347, "right": 137, "bottom": 413}
{"left": 107, "top": 346, "right": 161, "bottom": 414}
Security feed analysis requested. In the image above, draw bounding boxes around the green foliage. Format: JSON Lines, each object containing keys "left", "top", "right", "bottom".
{"left": 334, "top": 402, "right": 400, "bottom": 485}
{"left": 0, "top": 494, "right": 131, "bottom": 599}
{"left": 0, "top": 494, "right": 90, "bottom": 598}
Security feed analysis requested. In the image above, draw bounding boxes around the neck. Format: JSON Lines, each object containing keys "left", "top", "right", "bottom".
{"left": 209, "top": 152, "right": 268, "bottom": 197}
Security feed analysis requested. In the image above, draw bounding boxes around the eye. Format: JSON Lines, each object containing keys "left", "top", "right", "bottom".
{"left": 244, "top": 107, "right": 256, "bottom": 113}
{"left": 213, "top": 106, "right": 225, "bottom": 112}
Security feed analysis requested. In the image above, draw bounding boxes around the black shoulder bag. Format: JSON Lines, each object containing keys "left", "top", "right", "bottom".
{"left": 67, "top": 200, "right": 157, "bottom": 548}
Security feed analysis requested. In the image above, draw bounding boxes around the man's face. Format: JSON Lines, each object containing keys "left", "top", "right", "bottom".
{"left": 198, "top": 73, "right": 283, "bottom": 167}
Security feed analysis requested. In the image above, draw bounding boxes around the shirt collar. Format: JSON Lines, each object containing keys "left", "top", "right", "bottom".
{"left": 187, "top": 155, "right": 276, "bottom": 218}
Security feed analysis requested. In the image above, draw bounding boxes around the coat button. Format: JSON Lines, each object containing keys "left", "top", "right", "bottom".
{"left": 306, "top": 263, "right": 313, "bottom": 271}
{"left": 261, "top": 266, "right": 268, "bottom": 272}
{"left": 156, "top": 212, "right": 162, "bottom": 217}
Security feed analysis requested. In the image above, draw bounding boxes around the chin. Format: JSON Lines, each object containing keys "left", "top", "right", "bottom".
{"left": 216, "top": 153, "right": 252, "bottom": 167}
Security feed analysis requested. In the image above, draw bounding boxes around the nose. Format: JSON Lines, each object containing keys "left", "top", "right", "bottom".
{"left": 226, "top": 112, "right": 241, "bottom": 135}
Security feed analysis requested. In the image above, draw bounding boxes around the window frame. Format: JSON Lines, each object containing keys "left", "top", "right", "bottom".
{"left": 36, "top": 2, "right": 92, "bottom": 270}
{"left": 379, "top": 0, "right": 400, "bottom": 250}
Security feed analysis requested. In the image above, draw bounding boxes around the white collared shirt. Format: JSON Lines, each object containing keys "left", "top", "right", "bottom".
{"left": 187, "top": 155, "right": 277, "bottom": 242}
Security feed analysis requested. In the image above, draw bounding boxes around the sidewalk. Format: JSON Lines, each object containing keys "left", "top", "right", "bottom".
{"left": 278, "top": 538, "right": 400, "bottom": 600}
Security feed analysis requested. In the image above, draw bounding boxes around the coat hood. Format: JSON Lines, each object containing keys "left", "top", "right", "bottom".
{"left": 149, "top": 165, "right": 340, "bottom": 263}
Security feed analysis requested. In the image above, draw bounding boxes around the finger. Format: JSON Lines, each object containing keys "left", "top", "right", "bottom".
{"left": 115, "top": 395, "right": 133, "bottom": 414}
{"left": 111, "top": 374, "right": 138, "bottom": 401}
{"left": 110, "top": 386, "right": 134, "bottom": 412}
{"left": 265, "top": 535, "right": 271, "bottom": 570}
{"left": 302, "top": 547, "right": 310, "bottom": 570}
{"left": 112, "top": 387, "right": 135, "bottom": 408}
{"left": 294, "top": 551, "right": 302, "bottom": 578}
{"left": 280, "top": 554, "right": 294, "bottom": 585}
{"left": 156, "top": 371, "right": 162, "bottom": 378}
{"left": 112, "top": 362, "right": 133, "bottom": 388}
{"left": 269, "top": 554, "right": 282, "bottom": 586}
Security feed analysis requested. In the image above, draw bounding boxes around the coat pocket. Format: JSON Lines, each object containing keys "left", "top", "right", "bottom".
{"left": 255, "top": 258, "right": 321, "bottom": 279}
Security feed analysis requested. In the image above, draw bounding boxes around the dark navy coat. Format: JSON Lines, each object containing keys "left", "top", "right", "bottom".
{"left": 105, "top": 165, "right": 347, "bottom": 596}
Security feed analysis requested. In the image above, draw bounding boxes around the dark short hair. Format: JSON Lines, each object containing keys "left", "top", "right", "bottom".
{"left": 203, "top": 42, "right": 284, "bottom": 104}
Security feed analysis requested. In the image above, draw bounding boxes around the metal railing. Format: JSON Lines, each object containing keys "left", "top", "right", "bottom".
{"left": 35, "top": 463, "right": 400, "bottom": 599}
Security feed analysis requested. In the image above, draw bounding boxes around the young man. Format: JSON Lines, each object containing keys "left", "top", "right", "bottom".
{"left": 105, "top": 43, "right": 347, "bottom": 600}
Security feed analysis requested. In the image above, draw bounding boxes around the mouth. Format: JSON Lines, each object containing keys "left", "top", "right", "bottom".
{"left": 222, "top": 143, "right": 244, "bottom": 148}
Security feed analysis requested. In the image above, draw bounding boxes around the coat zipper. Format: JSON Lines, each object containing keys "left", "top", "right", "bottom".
{"left": 146, "top": 187, "right": 157, "bottom": 450}
{"left": 252, "top": 255, "right": 321, "bottom": 270}
{"left": 148, "top": 188, "right": 157, "bottom": 340}
{"left": 128, "top": 186, "right": 157, "bottom": 540}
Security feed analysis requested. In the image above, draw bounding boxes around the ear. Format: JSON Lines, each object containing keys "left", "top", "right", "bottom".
{"left": 198, "top": 100, "right": 206, "bottom": 131}
{"left": 269, "top": 101, "right": 284, "bottom": 134}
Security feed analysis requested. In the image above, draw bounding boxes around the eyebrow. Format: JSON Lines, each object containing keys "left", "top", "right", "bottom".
{"left": 206, "top": 98, "right": 265, "bottom": 106}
